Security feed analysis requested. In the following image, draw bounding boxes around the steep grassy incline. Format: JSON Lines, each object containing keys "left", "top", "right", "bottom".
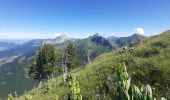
{"left": 19, "top": 30, "right": 170, "bottom": 100}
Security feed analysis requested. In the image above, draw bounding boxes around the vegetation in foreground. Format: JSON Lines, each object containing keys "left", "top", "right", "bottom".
{"left": 6, "top": 30, "right": 170, "bottom": 100}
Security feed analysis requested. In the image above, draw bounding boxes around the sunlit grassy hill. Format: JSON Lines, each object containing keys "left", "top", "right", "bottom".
{"left": 19, "top": 30, "right": 170, "bottom": 100}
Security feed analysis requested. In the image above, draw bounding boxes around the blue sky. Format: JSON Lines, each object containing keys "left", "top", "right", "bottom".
{"left": 0, "top": 0, "right": 170, "bottom": 39}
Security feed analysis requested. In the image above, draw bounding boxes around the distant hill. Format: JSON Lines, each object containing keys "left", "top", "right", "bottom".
{"left": 0, "top": 42, "right": 18, "bottom": 51}
{"left": 0, "top": 39, "right": 30, "bottom": 45}
{"left": 0, "top": 39, "right": 43, "bottom": 58}
{"left": 108, "top": 34, "right": 146, "bottom": 47}
{"left": 107, "top": 36, "right": 119, "bottom": 44}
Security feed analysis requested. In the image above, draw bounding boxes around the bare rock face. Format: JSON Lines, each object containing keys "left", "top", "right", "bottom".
{"left": 45, "top": 34, "right": 72, "bottom": 44}
{"left": 91, "top": 33, "right": 113, "bottom": 49}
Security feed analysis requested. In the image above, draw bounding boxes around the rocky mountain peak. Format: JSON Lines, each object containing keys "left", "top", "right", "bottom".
{"left": 54, "top": 34, "right": 70, "bottom": 40}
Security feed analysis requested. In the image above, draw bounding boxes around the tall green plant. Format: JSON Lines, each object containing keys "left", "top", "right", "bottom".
{"left": 67, "top": 74, "right": 82, "bottom": 100}
{"left": 116, "top": 62, "right": 166, "bottom": 100}
{"left": 117, "top": 63, "right": 132, "bottom": 100}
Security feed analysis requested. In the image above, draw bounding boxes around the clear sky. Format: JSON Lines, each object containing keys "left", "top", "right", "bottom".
{"left": 0, "top": 0, "right": 170, "bottom": 39}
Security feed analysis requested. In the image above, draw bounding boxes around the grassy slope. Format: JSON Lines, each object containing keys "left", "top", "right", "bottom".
{"left": 19, "top": 30, "right": 170, "bottom": 100}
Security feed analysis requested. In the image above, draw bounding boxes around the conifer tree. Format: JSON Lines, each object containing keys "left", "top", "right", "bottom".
{"left": 28, "top": 44, "right": 56, "bottom": 82}
{"left": 65, "top": 42, "right": 77, "bottom": 70}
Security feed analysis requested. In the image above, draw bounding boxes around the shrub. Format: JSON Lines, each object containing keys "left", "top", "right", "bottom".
{"left": 7, "top": 91, "right": 18, "bottom": 100}
{"left": 24, "top": 94, "right": 32, "bottom": 100}
{"left": 151, "top": 41, "right": 168, "bottom": 48}
{"left": 8, "top": 94, "right": 15, "bottom": 100}
{"left": 133, "top": 47, "right": 159, "bottom": 57}
{"left": 63, "top": 73, "right": 71, "bottom": 83}
{"left": 44, "top": 77, "right": 54, "bottom": 93}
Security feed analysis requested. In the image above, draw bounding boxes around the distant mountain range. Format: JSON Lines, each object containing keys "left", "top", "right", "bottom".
{"left": 0, "top": 35, "right": 72, "bottom": 58}
{"left": 0, "top": 39, "right": 30, "bottom": 44}
{"left": 0, "top": 33, "right": 146, "bottom": 58}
